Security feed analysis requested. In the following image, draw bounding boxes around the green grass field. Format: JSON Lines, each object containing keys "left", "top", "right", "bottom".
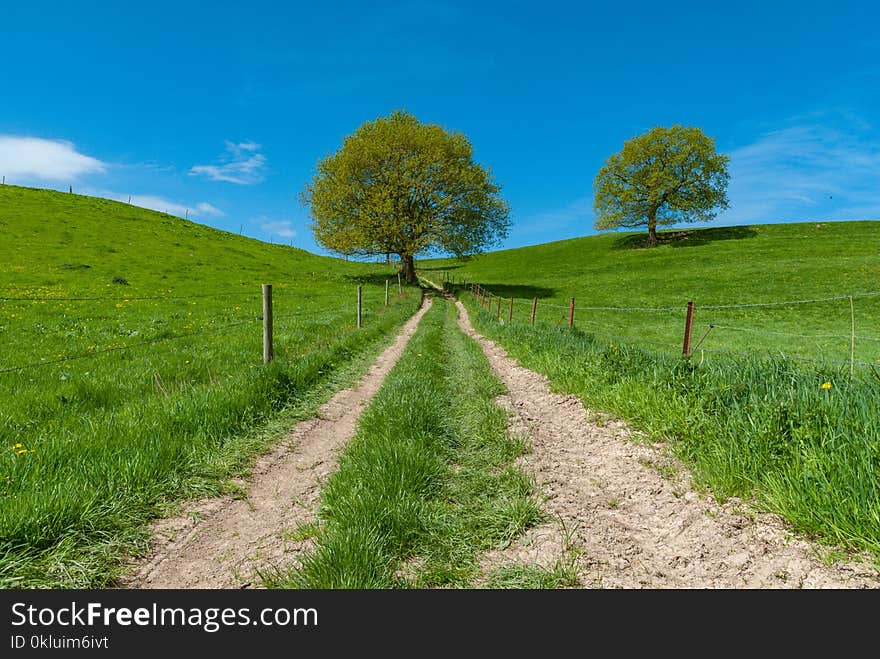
{"left": 0, "top": 185, "right": 420, "bottom": 587}
{"left": 4, "top": 183, "right": 879, "bottom": 587}
{"left": 425, "top": 223, "right": 880, "bottom": 366}
{"left": 421, "top": 223, "right": 880, "bottom": 559}
{"left": 266, "top": 296, "right": 575, "bottom": 588}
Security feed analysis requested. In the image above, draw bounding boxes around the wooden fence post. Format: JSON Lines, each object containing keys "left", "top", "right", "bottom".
{"left": 568, "top": 297, "right": 575, "bottom": 328}
{"left": 262, "top": 284, "right": 273, "bottom": 364}
{"left": 385, "top": 279, "right": 389, "bottom": 306}
{"left": 508, "top": 297, "right": 514, "bottom": 324}
{"left": 682, "top": 301, "right": 695, "bottom": 357}
{"left": 357, "top": 286, "right": 363, "bottom": 329}
{"left": 531, "top": 297, "right": 537, "bottom": 327}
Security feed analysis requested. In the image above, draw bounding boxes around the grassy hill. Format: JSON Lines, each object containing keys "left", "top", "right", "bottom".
{"left": 425, "top": 222, "right": 880, "bottom": 365}
{"left": 0, "top": 185, "right": 420, "bottom": 587}
{"left": 425, "top": 222, "right": 880, "bottom": 560}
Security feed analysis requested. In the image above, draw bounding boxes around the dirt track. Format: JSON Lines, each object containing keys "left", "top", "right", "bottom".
{"left": 454, "top": 298, "right": 880, "bottom": 588}
{"left": 120, "top": 277, "right": 879, "bottom": 589}
{"left": 121, "top": 297, "right": 432, "bottom": 589}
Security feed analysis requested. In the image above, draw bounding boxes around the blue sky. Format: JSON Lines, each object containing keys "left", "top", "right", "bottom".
{"left": 2, "top": 0, "right": 878, "bottom": 255}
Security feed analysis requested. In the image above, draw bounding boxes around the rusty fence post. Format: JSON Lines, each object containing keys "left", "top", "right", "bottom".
{"left": 682, "top": 301, "right": 695, "bottom": 357}
{"left": 568, "top": 297, "right": 575, "bottom": 328}
{"left": 530, "top": 297, "right": 537, "bottom": 328}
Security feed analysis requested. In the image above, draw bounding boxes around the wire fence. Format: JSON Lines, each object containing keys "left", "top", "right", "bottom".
{"left": 0, "top": 282, "right": 409, "bottom": 376}
{"left": 456, "top": 279, "right": 880, "bottom": 372}
{"left": 0, "top": 290, "right": 353, "bottom": 303}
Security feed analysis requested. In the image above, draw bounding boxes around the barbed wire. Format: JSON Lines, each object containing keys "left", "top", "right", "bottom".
{"left": 0, "top": 291, "right": 258, "bottom": 302}
{"left": 466, "top": 287, "right": 878, "bottom": 368}
{"left": 0, "top": 287, "right": 393, "bottom": 304}
{"left": 707, "top": 324, "right": 880, "bottom": 341}
{"left": 271, "top": 291, "right": 362, "bottom": 300}
{"left": 0, "top": 319, "right": 258, "bottom": 375}
{"left": 272, "top": 307, "right": 353, "bottom": 322}
{"left": 467, "top": 286, "right": 880, "bottom": 313}
{"left": 699, "top": 291, "right": 880, "bottom": 309}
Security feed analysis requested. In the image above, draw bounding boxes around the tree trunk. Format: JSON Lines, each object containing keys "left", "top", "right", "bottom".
{"left": 385, "top": 253, "right": 390, "bottom": 265}
{"left": 647, "top": 219, "right": 658, "bottom": 246}
{"left": 401, "top": 253, "right": 416, "bottom": 283}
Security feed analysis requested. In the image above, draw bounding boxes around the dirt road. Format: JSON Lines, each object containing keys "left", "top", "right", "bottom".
{"left": 122, "top": 297, "right": 432, "bottom": 588}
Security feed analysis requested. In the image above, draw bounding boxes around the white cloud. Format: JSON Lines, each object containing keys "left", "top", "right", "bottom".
{"left": 0, "top": 135, "right": 105, "bottom": 182}
{"left": 257, "top": 217, "right": 296, "bottom": 238}
{"left": 124, "top": 194, "right": 224, "bottom": 218}
{"left": 81, "top": 188, "right": 224, "bottom": 218}
{"left": 194, "top": 202, "right": 224, "bottom": 216}
{"left": 189, "top": 141, "right": 266, "bottom": 184}
{"left": 720, "top": 118, "right": 880, "bottom": 224}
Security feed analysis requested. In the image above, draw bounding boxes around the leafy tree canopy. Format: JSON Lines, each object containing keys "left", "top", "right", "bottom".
{"left": 594, "top": 125, "right": 730, "bottom": 246}
{"left": 303, "top": 110, "right": 510, "bottom": 281}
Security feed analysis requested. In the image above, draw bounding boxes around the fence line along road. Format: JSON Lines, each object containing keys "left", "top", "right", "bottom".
{"left": 0, "top": 282, "right": 404, "bottom": 374}
{"left": 457, "top": 280, "right": 879, "bottom": 369}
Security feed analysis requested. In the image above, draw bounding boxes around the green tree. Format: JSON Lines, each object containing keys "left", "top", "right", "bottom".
{"left": 302, "top": 110, "right": 510, "bottom": 282}
{"left": 593, "top": 125, "right": 730, "bottom": 246}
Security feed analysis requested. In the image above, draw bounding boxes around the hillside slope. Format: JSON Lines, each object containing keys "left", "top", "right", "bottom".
{"left": 425, "top": 222, "right": 880, "bottom": 363}
{"left": 0, "top": 185, "right": 419, "bottom": 587}
{"left": 0, "top": 184, "right": 383, "bottom": 298}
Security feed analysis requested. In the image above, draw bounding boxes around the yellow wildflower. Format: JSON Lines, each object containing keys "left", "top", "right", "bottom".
{"left": 16, "top": 449, "right": 28, "bottom": 455}
{"left": 821, "top": 382, "right": 831, "bottom": 390}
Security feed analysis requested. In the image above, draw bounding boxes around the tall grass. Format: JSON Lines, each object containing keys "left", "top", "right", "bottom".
{"left": 460, "top": 292, "right": 880, "bottom": 561}
{"left": 267, "top": 297, "right": 544, "bottom": 588}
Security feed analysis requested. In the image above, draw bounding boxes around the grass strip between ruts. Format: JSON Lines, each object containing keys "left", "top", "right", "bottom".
{"left": 267, "top": 295, "right": 577, "bottom": 588}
